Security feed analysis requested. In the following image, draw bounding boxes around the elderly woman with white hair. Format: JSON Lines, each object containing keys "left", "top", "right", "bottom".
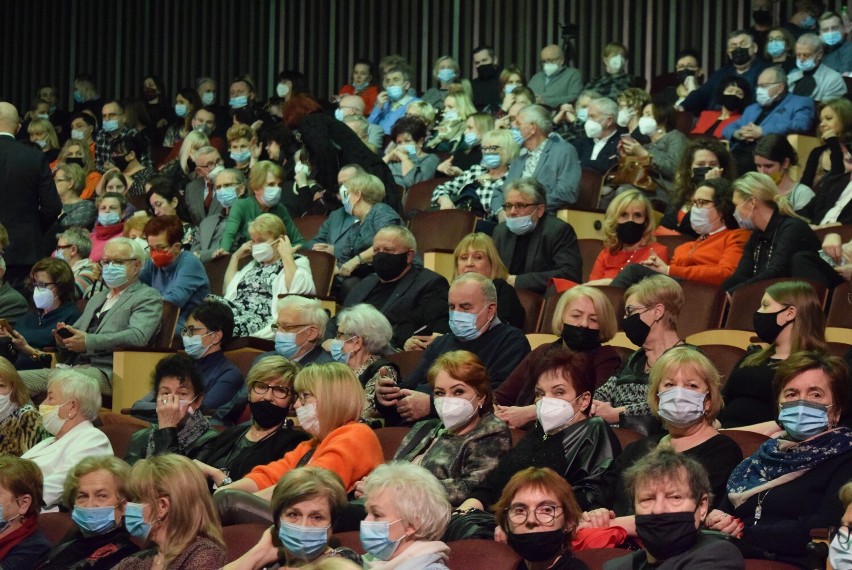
{"left": 360, "top": 462, "right": 452, "bottom": 569}
{"left": 21, "top": 369, "right": 113, "bottom": 510}
{"left": 327, "top": 303, "right": 400, "bottom": 419}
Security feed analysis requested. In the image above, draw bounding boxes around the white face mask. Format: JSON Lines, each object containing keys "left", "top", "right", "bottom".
{"left": 616, "top": 108, "right": 634, "bottom": 127}
{"left": 829, "top": 530, "right": 852, "bottom": 569}
{"left": 296, "top": 402, "right": 320, "bottom": 437}
{"left": 0, "top": 394, "right": 15, "bottom": 423}
{"left": 39, "top": 402, "right": 70, "bottom": 436}
{"left": 536, "top": 396, "right": 580, "bottom": 434}
{"left": 543, "top": 62, "right": 560, "bottom": 77}
{"left": 607, "top": 54, "right": 624, "bottom": 72}
{"left": 584, "top": 118, "right": 603, "bottom": 139}
{"left": 434, "top": 394, "right": 479, "bottom": 432}
{"left": 637, "top": 116, "right": 658, "bottom": 136}
{"left": 252, "top": 242, "right": 274, "bottom": 263}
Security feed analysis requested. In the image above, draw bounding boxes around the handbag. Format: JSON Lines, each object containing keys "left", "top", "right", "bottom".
{"left": 607, "top": 154, "right": 657, "bottom": 193}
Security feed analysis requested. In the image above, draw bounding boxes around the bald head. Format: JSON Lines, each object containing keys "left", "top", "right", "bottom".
{"left": 541, "top": 44, "right": 564, "bottom": 62}
{"left": 0, "top": 103, "right": 20, "bottom": 134}
{"left": 340, "top": 95, "right": 366, "bottom": 115}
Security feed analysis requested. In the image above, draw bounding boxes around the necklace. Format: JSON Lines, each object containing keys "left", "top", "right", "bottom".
{"left": 754, "top": 489, "right": 771, "bottom": 525}
{"left": 619, "top": 246, "right": 644, "bottom": 270}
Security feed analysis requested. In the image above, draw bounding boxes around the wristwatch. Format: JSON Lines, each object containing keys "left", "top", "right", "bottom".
{"left": 220, "top": 476, "right": 233, "bottom": 487}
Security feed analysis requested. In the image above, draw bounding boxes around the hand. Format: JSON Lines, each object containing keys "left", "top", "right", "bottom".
{"left": 437, "top": 157, "right": 462, "bottom": 177}
{"left": 554, "top": 103, "right": 575, "bottom": 125}
{"left": 501, "top": 93, "right": 516, "bottom": 112}
{"left": 683, "top": 75, "right": 699, "bottom": 91}
{"left": 383, "top": 143, "right": 399, "bottom": 163}
{"left": 192, "top": 460, "right": 227, "bottom": 485}
{"left": 579, "top": 508, "right": 616, "bottom": 529}
{"left": 250, "top": 141, "right": 263, "bottom": 160}
{"left": 591, "top": 399, "right": 623, "bottom": 424}
{"left": 312, "top": 189, "right": 325, "bottom": 202}
{"left": 375, "top": 376, "right": 402, "bottom": 407}
{"left": 312, "top": 243, "right": 334, "bottom": 254}
{"left": 822, "top": 233, "right": 843, "bottom": 262}
{"left": 396, "top": 390, "right": 431, "bottom": 422}
{"left": 704, "top": 509, "right": 744, "bottom": 538}
{"left": 493, "top": 404, "right": 536, "bottom": 429}
{"left": 835, "top": 264, "right": 852, "bottom": 281}
{"left": 156, "top": 393, "right": 188, "bottom": 429}
{"left": 394, "top": 147, "right": 412, "bottom": 163}
{"left": 277, "top": 235, "right": 300, "bottom": 260}
{"left": 403, "top": 333, "right": 440, "bottom": 351}
{"left": 621, "top": 137, "right": 647, "bottom": 156}
{"left": 640, "top": 253, "right": 669, "bottom": 274}
{"left": 212, "top": 248, "right": 229, "bottom": 259}
{"left": 437, "top": 196, "right": 455, "bottom": 210}
{"left": 494, "top": 525, "right": 507, "bottom": 544}
{"left": 235, "top": 240, "right": 253, "bottom": 260}
{"left": 376, "top": 91, "right": 389, "bottom": 107}
{"left": 353, "top": 478, "right": 366, "bottom": 499}
{"left": 507, "top": 275, "right": 516, "bottom": 287}
{"left": 55, "top": 324, "right": 87, "bottom": 353}
{"left": 0, "top": 326, "right": 28, "bottom": 352}
{"left": 705, "top": 166, "right": 724, "bottom": 180}
{"left": 494, "top": 116, "right": 510, "bottom": 130}
{"left": 338, "top": 257, "right": 360, "bottom": 277}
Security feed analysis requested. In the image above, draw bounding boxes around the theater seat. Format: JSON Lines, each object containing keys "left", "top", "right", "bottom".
{"left": 37, "top": 512, "right": 75, "bottom": 546}
{"left": 723, "top": 429, "right": 769, "bottom": 459}
{"left": 743, "top": 560, "right": 800, "bottom": 569}
{"left": 447, "top": 539, "right": 521, "bottom": 570}
{"left": 374, "top": 426, "right": 411, "bottom": 461}
{"left": 99, "top": 422, "right": 144, "bottom": 459}
{"left": 331, "top": 530, "right": 365, "bottom": 554}
{"left": 574, "top": 547, "right": 633, "bottom": 567}
{"left": 222, "top": 523, "right": 268, "bottom": 563}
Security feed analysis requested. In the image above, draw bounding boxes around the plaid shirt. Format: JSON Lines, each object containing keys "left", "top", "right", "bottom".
{"left": 94, "top": 125, "right": 152, "bottom": 172}
{"left": 430, "top": 164, "right": 507, "bottom": 218}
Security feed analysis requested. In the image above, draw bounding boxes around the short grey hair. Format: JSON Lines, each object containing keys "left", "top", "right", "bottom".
{"left": 337, "top": 304, "right": 393, "bottom": 353}
{"left": 47, "top": 369, "right": 102, "bottom": 421}
{"left": 519, "top": 104, "right": 553, "bottom": 134}
{"left": 452, "top": 272, "right": 498, "bottom": 304}
{"left": 277, "top": 295, "right": 329, "bottom": 336}
{"left": 194, "top": 145, "right": 218, "bottom": 160}
{"left": 57, "top": 226, "right": 93, "bottom": 259}
{"left": 765, "top": 65, "right": 787, "bottom": 85}
{"left": 105, "top": 236, "right": 145, "bottom": 262}
{"left": 375, "top": 225, "right": 417, "bottom": 252}
{"left": 214, "top": 167, "right": 245, "bottom": 186}
{"left": 578, "top": 89, "right": 603, "bottom": 101}
{"left": 591, "top": 97, "right": 618, "bottom": 119}
{"left": 505, "top": 177, "right": 547, "bottom": 208}
{"left": 797, "top": 33, "right": 824, "bottom": 53}
{"left": 363, "top": 462, "right": 451, "bottom": 541}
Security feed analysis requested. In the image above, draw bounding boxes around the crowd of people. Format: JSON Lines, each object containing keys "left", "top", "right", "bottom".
{"left": 2, "top": 2, "right": 852, "bottom": 569}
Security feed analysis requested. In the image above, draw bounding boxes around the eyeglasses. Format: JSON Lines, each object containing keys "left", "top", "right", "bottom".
{"left": 198, "top": 158, "right": 224, "bottom": 169}
{"left": 688, "top": 198, "right": 714, "bottom": 209}
{"left": 270, "top": 323, "right": 310, "bottom": 333}
{"left": 541, "top": 57, "right": 561, "bottom": 65}
{"left": 56, "top": 244, "right": 74, "bottom": 250}
{"left": 624, "top": 305, "right": 648, "bottom": 318}
{"left": 98, "top": 258, "right": 137, "bottom": 267}
{"left": 505, "top": 504, "right": 563, "bottom": 525}
{"left": 251, "top": 382, "right": 292, "bottom": 400}
{"left": 675, "top": 65, "right": 699, "bottom": 72}
{"left": 757, "top": 82, "right": 781, "bottom": 88}
{"left": 180, "top": 326, "right": 209, "bottom": 336}
{"left": 54, "top": 177, "right": 71, "bottom": 183}
{"left": 481, "top": 145, "right": 502, "bottom": 153}
{"left": 334, "top": 331, "right": 356, "bottom": 341}
{"left": 502, "top": 202, "right": 539, "bottom": 212}
{"left": 296, "top": 392, "right": 316, "bottom": 405}
{"left": 32, "top": 281, "right": 56, "bottom": 289}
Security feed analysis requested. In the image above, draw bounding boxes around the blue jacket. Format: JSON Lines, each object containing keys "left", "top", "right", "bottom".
{"left": 681, "top": 59, "right": 768, "bottom": 113}
{"left": 722, "top": 92, "right": 814, "bottom": 144}
{"left": 304, "top": 207, "right": 357, "bottom": 253}
{"left": 140, "top": 251, "right": 211, "bottom": 330}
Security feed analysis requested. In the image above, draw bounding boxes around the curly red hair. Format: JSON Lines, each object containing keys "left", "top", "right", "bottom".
{"left": 282, "top": 94, "right": 323, "bottom": 129}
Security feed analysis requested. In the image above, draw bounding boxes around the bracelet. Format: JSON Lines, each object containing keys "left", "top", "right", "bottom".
{"left": 356, "top": 254, "right": 363, "bottom": 264}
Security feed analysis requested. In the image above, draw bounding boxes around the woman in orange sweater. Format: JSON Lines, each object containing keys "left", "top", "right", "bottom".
{"left": 611, "top": 178, "right": 750, "bottom": 287}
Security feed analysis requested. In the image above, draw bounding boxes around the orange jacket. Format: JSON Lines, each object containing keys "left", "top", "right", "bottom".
{"left": 589, "top": 242, "right": 669, "bottom": 281}
{"left": 667, "top": 229, "right": 751, "bottom": 286}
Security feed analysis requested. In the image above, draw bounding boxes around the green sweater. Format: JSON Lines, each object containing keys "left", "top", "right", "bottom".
{"left": 219, "top": 197, "right": 304, "bottom": 252}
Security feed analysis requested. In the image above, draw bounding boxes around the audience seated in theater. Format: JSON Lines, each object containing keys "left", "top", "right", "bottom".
{"left": 0, "top": 247, "right": 27, "bottom": 327}
{"left": 163, "top": 87, "right": 202, "bottom": 148}
{"left": 305, "top": 164, "right": 360, "bottom": 257}
{"left": 655, "top": 48, "right": 705, "bottom": 108}
{"left": 54, "top": 227, "right": 98, "bottom": 299}
{"left": 718, "top": 280, "right": 827, "bottom": 428}
{"left": 425, "top": 90, "right": 476, "bottom": 155}
{"left": 615, "top": 88, "right": 651, "bottom": 143}
{"left": 140, "top": 75, "right": 171, "bottom": 141}
{"left": 145, "top": 181, "right": 197, "bottom": 249}
{"left": 471, "top": 45, "right": 503, "bottom": 112}
{"left": 22, "top": 370, "right": 112, "bottom": 511}
{"left": 158, "top": 115, "right": 213, "bottom": 189}
{"left": 788, "top": 33, "right": 847, "bottom": 101}
{"left": 94, "top": 100, "right": 151, "bottom": 173}
{"left": 721, "top": 172, "right": 820, "bottom": 292}
{"left": 27, "top": 117, "right": 60, "bottom": 164}
{"left": 376, "top": 273, "right": 530, "bottom": 426}
{"left": 383, "top": 116, "right": 440, "bottom": 189}
{"left": 368, "top": 65, "right": 420, "bottom": 135}
{"left": 337, "top": 225, "right": 449, "bottom": 349}
{"left": 593, "top": 275, "right": 685, "bottom": 435}
{"left": 172, "top": 140, "right": 216, "bottom": 224}
{"left": 0, "top": 358, "right": 44, "bottom": 457}
{"left": 495, "top": 286, "right": 621, "bottom": 428}
{"left": 829, "top": 482, "right": 852, "bottom": 568}
{"left": 707, "top": 351, "right": 852, "bottom": 569}
{"left": 553, "top": 89, "right": 602, "bottom": 144}
{"left": 690, "top": 76, "right": 752, "bottom": 139}
{"left": 55, "top": 138, "right": 102, "bottom": 200}
{"left": 265, "top": 295, "right": 333, "bottom": 367}
{"left": 496, "top": 104, "right": 582, "bottom": 214}
{"left": 436, "top": 112, "right": 493, "bottom": 175}
{"left": 819, "top": 11, "right": 852, "bottom": 73}
{"left": 139, "top": 214, "right": 209, "bottom": 331}
{"left": 227, "top": 73, "right": 272, "bottom": 132}
{"left": 93, "top": 169, "right": 137, "bottom": 219}
{"left": 341, "top": 101, "right": 384, "bottom": 153}
{"left": 54, "top": 163, "right": 97, "bottom": 230}
{"left": 18, "top": 237, "right": 162, "bottom": 399}
{"left": 69, "top": 112, "right": 98, "bottom": 157}
{"left": 800, "top": 97, "right": 852, "bottom": 189}
{"left": 1, "top": 258, "right": 81, "bottom": 371}
{"left": 0, "top": 456, "right": 51, "bottom": 565}
{"left": 226, "top": 123, "right": 256, "bottom": 177}
{"left": 495, "top": 88, "right": 536, "bottom": 130}
{"left": 421, "top": 55, "right": 461, "bottom": 111}
{"left": 38, "top": 456, "right": 140, "bottom": 570}
{"left": 72, "top": 74, "right": 103, "bottom": 118}
{"left": 586, "top": 190, "right": 668, "bottom": 286}
{"left": 338, "top": 58, "right": 380, "bottom": 115}
{"left": 192, "top": 167, "right": 248, "bottom": 263}
{"left": 431, "top": 128, "right": 519, "bottom": 222}
{"left": 754, "top": 133, "right": 815, "bottom": 211}
{"left": 765, "top": 25, "right": 797, "bottom": 72}
{"left": 114, "top": 454, "right": 226, "bottom": 569}
{"left": 572, "top": 96, "right": 622, "bottom": 175}
{"left": 496, "top": 64, "right": 526, "bottom": 116}
{"left": 603, "top": 449, "right": 744, "bottom": 570}
{"left": 800, "top": 133, "right": 852, "bottom": 231}
{"left": 614, "top": 179, "right": 750, "bottom": 288}
{"left": 583, "top": 42, "right": 643, "bottom": 100}
{"left": 279, "top": 146, "right": 331, "bottom": 218}
{"left": 528, "top": 44, "right": 583, "bottom": 108}
{"left": 492, "top": 177, "right": 582, "bottom": 293}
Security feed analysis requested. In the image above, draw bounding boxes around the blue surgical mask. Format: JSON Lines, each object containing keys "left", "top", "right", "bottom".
{"left": 481, "top": 153, "right": 502, "bottom": 169}
{"left": 54, "top": 248, "right": 66, "bottom": 261}
{"left": 262, "top": 185, "right": 281, "bottom": 207}
{"left": 766, "top": 39, "right": 787, "bottom": 57}
{"left": 400, "top": 143, "right": 417, "bottom": 157}
{"left": 443, "top": 110, "right": 459, "bottom": 122}
{"left": 437, "top": 69, "right": 457, "bottom": 84}
{"left": 174, "top": 103, "right": 188, "bottom": 117}
{"left": 576, "top": 108, "right": 589, "bottom": 122}
{"left": 778, "top": 400, "right": 831, "bottom": 441}
{"left": 505, "top": 84, "right": 518, "bottom": 95}
{"left": 822, "top": 30, "right": 843, "bottom": 47}
{"left": 733, "top": 203, "right": 755, "bottom": 230}
{"left": 449, "top": 308, "right": 487, "bottom": 341}
{"left": 71, "top": 129, "right": 86, "bottom": 140}
{"left": 796, "top": 57, "right": 817, "bottom": 72}
{"left": 275, "top": 330, "right": 306, "bottom": 359}
{"left": 0, "top": 503, "right": 21, "bottom": 535}
{"left": 72, "top": 505, "right": 119, "bottom": 536}
{"left": 360, "top": 519, "right": 404, "bottom": 561}
{"left": 124, "top": 502, "right": 152, "bottom": 540}
{"left": 229, "top": 95, "right": 248, "bottom": 109}
{"left": 510, "top": 127, "right": 525, "bottom": 145}
{"left": 800, "top": 14, "right": 816, "bottom": 29}
{"left": 505, "top": 214, "right": 536, "bottom": 235}
{"left": 182, "top": 332, "right": 213, "bottom": 359}
{"left": 74, "top": 90, "right": 84, "bottom": 103}
{"left": 353, "top": 81, "right": 369, "bottom": 91}
{"left": 101, "top": 263, "right": 130, "bottom": 289}
{"left": 386, "top": 85, "right": 405, "bottom": 101}
{"left": 216, "top": 186, "right": 239, "bottom": 208}
{"left": 755, "top": 86, "right": 774, "bottom": 107}
{"left": 342, "top": 188, "right": 354, "bottom": 215}
{"left": 102, "top": 119, "right": 120, "bottom": 133}
{"left": 464, "top": 132, "right": 479, "bottom": 147}
{"left": 334, "top": 107, "right": 346, "bottom": 121}
{"left": 278, "top": 520, "right": 330, "bottom": 560}
{"left": 201, "top": 92, "right": 216, "bottom": 106}
{"left": 230, "top": 149, "right": 251, "bottom": 164}
{"left": 98, "top": 212, "right": 121, "bottom": 226}
{"left": 329, "top": 338, "right": 351, "bottom": 364}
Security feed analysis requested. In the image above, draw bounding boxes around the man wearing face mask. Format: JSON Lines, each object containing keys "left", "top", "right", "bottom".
{"left": 336, "top": 226, "right": 449, "bottom": 349}
{"left": 376, "top": 273, "right": 529, "bottom": 426}
{"left": 492, "top": 178, "right": 581, "bottom": 294}
{"left": 368, "top": 66, "right": 420, "bottom": 136}
{"left": 337, "top": 95, "right": 384, "bottom": 150}
{"left": 227, "top": 74, "right": 271, "bottom": 129}
{"left": 18, "top": 237, "right": 162, "bottom": 399}
{"left": 527, "top": 44, "right": 583, "bottom": 109}
{"left": 191, "top": 167, "right": 246, "bottom": 262}
{"left": 681, "top": 30, "right": 768, "bottom": 114}
{"left": 788, "top": 33, "right": 847, "bottom": 101}
{"left": 573, "top": 97, "right": 622, "bottom": 174}
{"left": 471, "top": 45, "right": 503, "bottom": 112}
{"left": 818, "top": 11, "right": 852, "bottom": 73}
{"left": 94, "top": 101, "right": 152, "bottom": 173}
{"left": 185, "top": 146, "right": 226, "bottom": 225}
{"left": 305, "top": 165, "right": 361, "bottom": 257}
{"left": 139, "top": 216, "right": 210, "bottom": 333}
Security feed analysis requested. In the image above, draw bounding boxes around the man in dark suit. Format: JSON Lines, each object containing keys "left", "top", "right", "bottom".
{"left": 337, "top": 225, "right": 449, "bottom": 349}
{"left": 572, "top": 97, "right": 622, "bottom": 174}
{"left": 493, "top": 177, "right": 582, "bottom": 294}
{"left": 0, "top": 102, "right": 62, "bottom": 288}
{"left": 185, "top": 146, "right": 224, "bottom": 225}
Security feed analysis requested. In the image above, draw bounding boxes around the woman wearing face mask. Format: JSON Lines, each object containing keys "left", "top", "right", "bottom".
{"left": 27, "top": 118, "right": 60, "bottom": 164}
{"left": 1, "top": 259, "right": 81, "bottom": 371}
{"left": 111, "top": 134, "right": 156, "bottom": 198}
{"left": 383, "top": 117, "right": 440, "bottom": 189}
{"left": 162, "top": 88, "right": 202, "bottom": 149}
{"left": 425, "top": 92, "right": 476, "bottom": 154}
{"left": 494, "top": 467, "right": 588, "bottom": 570}
{"left": 436, "top": 112, "right": 494, "bottom": 176}
{"left": 159, "top": 130, "right": 210, "bottom": 193}
{"left": 21, "top": 371, "right": 112, "bottom": 511}
{"left": 763, "top": 27, "right": 797, "bottom": 72}
{"left": 583, "top": 43, "right": 643, "bottom": 100}
{"left": 614, "top": 88, "right": 650, "bottom": 142}
{"left": 0, "top": 456, "right": 51, "bottom": 565}
{"left": 324, "top": 304, "right": 400, "bottom": 420}
{"left": 114, "top": 454, "right": 226, "bottom": 569}
{"left": 226, "top": 123, "right": 257, "bottom": 177}
{"left": 431, "top": 129, "right": 519, "bottom": 220}
{"left": 88, "top": 192, "right": 129, "bottom": 263}
{"left": 38, "top": 456, "right": 139, "bottom": 569}
{"left": 360, "top": 462, "right": 452, "bottom": 569}
{"left": 455, "top": 347, "right": 619, "bottom": 520}
{"left": 53, "top": 164, "right": 97, "bottom": 230}
{"left": 721, "top": 172, "right": 820, "bottom": 292}
{"left": 338, "top": 59, "right": 379, "bottom": 115}
{"left": 691, "top": 76, "right": 752, "bottom": 139}
{"left": 224, "top": 467, "right": 361, "bottom": 569}
{"left": 0, "top": 358, "right": 42, "bottom": 456}
{"left": 828, "top": 482, "right": 852, "bottom": 569}
{"left": 218, "top": 160, "right": 304, "bottom": 255}
{"left": 706, "top": 350, "right": 852, "bottom": 568}
{"left": 421, "top": 56, "right": 461, "bottom": 111}
{"left": 800, "top": 98, "right": 852, "bottom": 189}
{"left": 593, "top": 275, "right": 686, "bottom": 435}
{"left": 587, "top": 190, "right": 667, "bottom": 286}
{"left": 220, "top": 213, "right": 313, "bottom": 338}
{"left": 280, "top": 146, "right": 332, "bottom": 218}
{"left": 754, "top": 134, "right": 815, "bottom": 211}
{"left": 495, "top": 286, "right": 621, "bottom": 429}
{"left": 56, "top": 139, "right": 101, "bottom": 200}
{"left": 584, "top": 347, "right": 742, "bottom": 537}
{"left": 718, "top": 280, "right": 827, "bottom": 428}
{"left": 124, "top": 354, "right": 220, "bottom": 465}
{"left": 145, "top": 182, "right": 197, "bottom": 250}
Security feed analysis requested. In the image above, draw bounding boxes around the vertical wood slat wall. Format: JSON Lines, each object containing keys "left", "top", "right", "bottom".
{"left": 2, "top": 0, "right": 848, "bottom": 113}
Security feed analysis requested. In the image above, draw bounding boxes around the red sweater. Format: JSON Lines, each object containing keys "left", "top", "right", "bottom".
{"left": 589, "top": 242, "right": 669, "bottom": 281}
{"left": 667, "top": 229, "right": 751, "bottom": 286}
{"left": 691, "top": 111, "right": 741, "bottom": 139}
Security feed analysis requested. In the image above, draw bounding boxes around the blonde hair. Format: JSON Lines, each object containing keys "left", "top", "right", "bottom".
{"left": 27, "top": 118, "right": 59, "bottom": 149}
{"left": 62, "top": 455, "right": 131, "bottom": 510}
{"left": 406, "top": 101, "right": 436, "bottom": 125}
{"left": 294, "top": 363, "right": 364, "bottom": 440}
{"left": 248, "top": 212, "right": 286, "bottom": 240}
{"left": 452, "top": 232, "right": 508, "bottom": 280}
{"left": 226, "top": 123, "right": 254, "bottom": 144}
{"left": 602, "top": 189, "right": 656, "bottom": 251}
{"left": 346, "top": 173, "right": 385, "bottom": 205}
{"left": 647, "top": 346, "right": 723, "bottom": 424}
{"left": 127, "top": 454, "right": 224, "bottom": 564}
{"left": 0, "top": 356, "right": 30, "bottom": 407}
{"left": 58, "top": 139, "right": 95, "bottom": 172}
{"left": 469, "top": 113, "right": 495, "bottom": 138}
{"left": 481, "top": 129, "right": 520, "bottom": 164}
{"left": 432, "top": 55, "right": 460, "bottom": 79}
{"left": 732, "top": 172, "right": 804, "bottom": 220}
{"left": 179, "top": 131, "right": 209, "bottom": 174}
{"left": 444, "top": 92, "right": 477, "bottom": 121}
{"left": 551, "top": 285, "right": 617, "bottom": 342}
{"left": 625, "top": 275, "right": 683, "bottom": 330}
{"left": 248, "top": 160, "right": 283, "bottom": 191}
{"left": 246, "top": 355, "right": 301, "bottom": 389}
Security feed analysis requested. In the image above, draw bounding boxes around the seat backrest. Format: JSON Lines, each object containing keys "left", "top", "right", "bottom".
{"left": 827, "top": 280, "right": 852, "bottom": 329}
{"left": 813, "top": 224, "right": 852, "bottom": 245}
{"left": 222, "top": 523, "right": 269, "bottom": 563}
{"left": 725, "top": 278, "right": 828, "bottom": 330}
{"left": 723, "top": 429, "right": 769, "bottom": 459}
{"left": 594, "top": 285, "right": 627, "bottom": 330}
{"left": 654, "top": 233, "right": 692, "bottom": 255}
{"left": 37, "top": 512, "right": 76, "bottom": 546}
{"left": 331, "top": 531, "right": 366, "bottom": 553}
{"left": 374, "top": 426, "right": 411, "bottom": 461}
{"left": 151, "top": 300, "right": 179, "bottom": 349}
{"left": 672, "top": 111, "right": 695, "bottom": 134}
{"left": 447, "top": 539, "right": 522, "bottom": 570}
{"left": 127, "top": 193, "right": 149, "bottom": 214}
{"left": 384, "top": 350, "right": 425, "bottom": 385}
{"left": 224, "top": 348, "right": 265, "bottom": 378}
{"left": 300, "top": 249, "right": 336, "bottom": 296}
{"left": 293, "top": 214, "right": 327, "bottom": 242}
{"left": 574, "top": 547, "right": 634, "bottom": 567}
{"left": 612, "top": 427, "right": 643, "bottom": 450}
{"left": 743, "top": 559, "right": 801, "bottom": 569}
{"left": 204, "top": 255, "right": 230, "bottom": 296}
{"left": 676, "top": 281, "right": 727, "bottom": 338}
{"left": 99, "top": 422, "right": 145, "bottom": 459}
{"left": 409, "top": 209, "right": 477, "bottom": 254}
{"left": 402, "top": 178, "right": 444, "bottom": 220}
{"left": 696, "top": 344, "right": 746, "bottom": 386}
{"left": 578, "top": 239, "right": 604, "bottom": 282}
{"left": 577, "top": 168, "right": 605, "bottom": 210}
{"left": 538, "top": 292, "right": 560, "bottom": 334}
{"left": 515, "top": 288, "right": 544, "bottom": 334}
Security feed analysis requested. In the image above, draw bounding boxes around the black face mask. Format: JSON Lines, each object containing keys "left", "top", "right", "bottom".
{"left": 65, "top": 157, "right": 85, "bottom": 168}
{"left": 477, "top": 64, "right": 499, "bottom": 80}
{"left": 635, "top": 511, "right": 699, "bottom": 561}
{"left": 752, "top": 9, "right": 772, "bottom": 27}
{"left": 719, "top": 93, "right": 746, "bottom": 113}
{"left": 753, "top": 308, "right": 793, "bottom": 344}
{"left": 111, "top": 154, "right": 130, "bottom": 171}
{"left": 249, "top": 400, "right": 289, "bottom": 429}
{"left": 691, "top": 166, "right": 712, "bottom": 185}
{"left": 561, "top": 324, "right": 601, "bottom": 352}
{"left": 622, "top": 312, "right": 652, "bottom": 346}
{"left": 729, "top": 47, "right": 753, "bottom": 66}
{"left": 616, "top": 220, "right": 646, "bottom": 246}
{"left": 506, "top": 528, "right": 565, "bottom": 562}
{"left": 676, "top": 69, "right": 696, "bottom": 85}
{"left": 373, "top": 251, "right": 410, "bottom": 282}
